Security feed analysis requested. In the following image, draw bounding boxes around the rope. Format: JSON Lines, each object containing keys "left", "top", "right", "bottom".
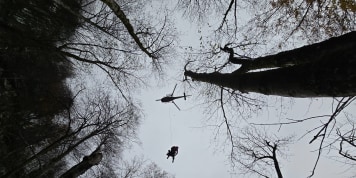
{"left": 183, "top": 81, "right": 186, "bottom": 96}
{"left": 169, "top": 108, "right": 173, "bottom": 145}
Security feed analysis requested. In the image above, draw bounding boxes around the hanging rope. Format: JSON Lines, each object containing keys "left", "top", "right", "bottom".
{"left": 169, "top": 107, "right": 173, "bottom": 145}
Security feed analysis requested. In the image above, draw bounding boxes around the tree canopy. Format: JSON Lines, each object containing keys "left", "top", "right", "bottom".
{"left": 1, "top": 0, "right": 174, "bottom": 177}
{"left": 1, "top": 0, "right": 356, "bottom": 177}
{"left": 178, "top": 0, "right": 356, "bottom": 177}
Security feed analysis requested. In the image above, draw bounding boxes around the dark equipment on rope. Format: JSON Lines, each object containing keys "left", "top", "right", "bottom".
{"left": 166, "top": 146, "right": 179, "bottom": 163}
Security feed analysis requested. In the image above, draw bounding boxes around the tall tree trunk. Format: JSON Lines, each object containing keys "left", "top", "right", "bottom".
{"left": 185, "top": 31, "right": 356, "bottom": 97}
{"left": 235, "top": 31, "right": 356, "bottom": 73}
{"left": 29, "top": 126, "right": 110, "bottom": 178}
{"left": 271, "top": 145, "right": 283, "bottom": 178}
{"left": 59, "top": 147, "right": 103, "bottom": 178}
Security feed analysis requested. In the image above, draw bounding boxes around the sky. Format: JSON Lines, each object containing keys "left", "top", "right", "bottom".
{"left": 123, "top": 11, "right": 237, "bottom": 177}
{"left": 128, "top": 83, "right": 235, "bottom": 178}
{"left": 127, "top": 86, "right": 355, "bottom": 178}
{"left": 122, "top": 1, "right": 356, "bottom": 178}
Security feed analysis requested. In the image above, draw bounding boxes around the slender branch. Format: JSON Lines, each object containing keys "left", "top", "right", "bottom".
{"left": 100, "top": 0, "right": 158, "bottom": 59}
{"left": 250, "top": 115, "right": 331, "bottom": 126}
{"left": 219, "top": 87, "right": 236, "bottom": 162}
{"left": 287, "top": 3, "right": 312, "bottom": 39}
{"left": 218, "top": 0, "right": 235, "bottom": 30}
{"left": 95, "top": 64, "right": 130, "bottom": 103}
{"left": 60, "top": 50, "right": 123, "bottom": 71}
{"left": 309, "top": 97, "right": 355, "bottom": 144}
{"left": 308, "top": 97, "right": 356, "bottom": 177}
{"left": 337, "top": 128, "right": 356, "bottom": 161}
{"left": 308, "top": 127, "right": 327, "bottom": 178}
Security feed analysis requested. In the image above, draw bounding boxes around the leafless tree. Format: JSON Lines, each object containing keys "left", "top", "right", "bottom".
{"left": 2, "top": 89, "right": 140, "bottom": 178}
{"left": 185, "top": 32, "right": 356, "bottom": 97}
{"left": 56, "top": 0, "right": 177, "bottom": 102}
{"left": 1, "top": 1, "right": 176, "bottom": 177}
{"left": 177, "top": 0, "right": 355, "bottom": 45}
{"left": 175, "top": 1, "right": 356, "bottom": 177}
{"left": 113, "top": 156, "right": 175, "bottom": 178}
{"left": 230, "top": 127, "right": 292, "bottom": 178}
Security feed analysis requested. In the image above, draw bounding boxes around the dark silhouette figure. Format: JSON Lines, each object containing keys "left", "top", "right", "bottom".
{"left": 156, "top": 84, "right": 191, "bottom": 110}
{"left": 166, "top": 146, "right": 179, "bottom": 163}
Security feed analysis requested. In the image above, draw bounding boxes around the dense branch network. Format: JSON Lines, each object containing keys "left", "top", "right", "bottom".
{"left": 100, "top": 0, "right": 158, "bottom": 59}
{"left": 337, "top": 127, "right": 356, "bottom": 162}
{"left": 232, "top": 128, "right": 289, "bottom": 178}
{"left": 307, "top": 97, "right": 356, "bottom": 177}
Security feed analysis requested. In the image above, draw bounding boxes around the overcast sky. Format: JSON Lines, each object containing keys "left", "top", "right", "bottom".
{"left": 126, "top": 84, "right": 355, "bottom": 178}
{"left": 123, "top": 1, "right": 356, "bottom": 178}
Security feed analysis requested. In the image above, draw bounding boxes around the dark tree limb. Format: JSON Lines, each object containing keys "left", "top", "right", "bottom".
{"left": 221, "top": 31, "right": 356, "bottom": 73}
{"left": 337, "top": 124, "right": 356, "bottom": 162}
{"left": 100, "top": 0, "right": 158, "bottom": 59}
{"left": 220, "top": 45, "right": 251, "bottom": 66}
{"left": 266, "top": 141, "right": 283, "bottom": 178}
{"left": 218, "top": 0, "right": 235, "bottom": 30}
{"left": 308, "top": 97, "right": 355, "bottom": 177}
{"left": 60, "top": 146, "right": 103, "bottom": 178}
{"left": 219, "top": 87, "right": 237, "bottom": 162}
{"left": 185, "top": 31, "right": 356, "bottom": 97}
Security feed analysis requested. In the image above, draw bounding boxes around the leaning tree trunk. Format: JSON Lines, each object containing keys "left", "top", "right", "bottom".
{"left": 184, "top": 31, "right": 356, "bottom": 97}
{"left": 59, "top": 149, "right": 103, "bottom": 178}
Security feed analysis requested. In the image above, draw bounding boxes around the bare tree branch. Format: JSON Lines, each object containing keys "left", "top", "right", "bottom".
{"left": 308, "top": 97, "right": 356, "bottom": 177}
{"left": 100, "top": 0, "right": 158, "bottom": 59}
{"left": 218, "top": 0, "right": 235, "bottom": 30}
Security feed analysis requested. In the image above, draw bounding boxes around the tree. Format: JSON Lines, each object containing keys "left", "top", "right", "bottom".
{"left": 51, "top": 1, "right": 177, "bottom": 174}
{"left": 115, "top": 156, "right": 175, "bottom": 178}
{"left": 231, "top": 127, "right": 292, "bottom": 178}
{"left": 1, "top": 0, "right": 176, "bottom": 177}
{"left": 1, "top": 0, "right": 80, "bottom": 176}
{"left": 184, "top": 31, "right": 356, "bottom": 97}
{"left": 177, "top": 0, "right": 355, "bottom": 43}
{"left": 57, "top": 0, "right": 177, "bottom": 100}
{"left": 243, "top": 0, "right": 356, "bottom": 43}
{"left": 1, "top": 88, "right": 140, "bottom": 178}
{"left": 59, "top": 144, "right": 103, "bottom": 178}
{"left": 141, "top": 162, "right": 175, "bottom": 178}
{"left": 175, "top": 0, "right": 356, "bottom": 177}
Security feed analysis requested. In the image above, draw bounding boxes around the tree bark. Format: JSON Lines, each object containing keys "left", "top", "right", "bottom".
{"left": 185, "top": 31, "right": 356, "bottom": 97}
{"left": 271, "top": 144, "right": 283, "bottom": 178}
{"left": 60, "top": 149, "right": 103, "bottom": 178}
{"left": 236, "top": 31, "right": 356, "bottom": 73}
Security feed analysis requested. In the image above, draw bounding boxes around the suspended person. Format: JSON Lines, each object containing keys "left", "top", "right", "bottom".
{"left": 166, "top": 146, "right": 179, "bottom": 163}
